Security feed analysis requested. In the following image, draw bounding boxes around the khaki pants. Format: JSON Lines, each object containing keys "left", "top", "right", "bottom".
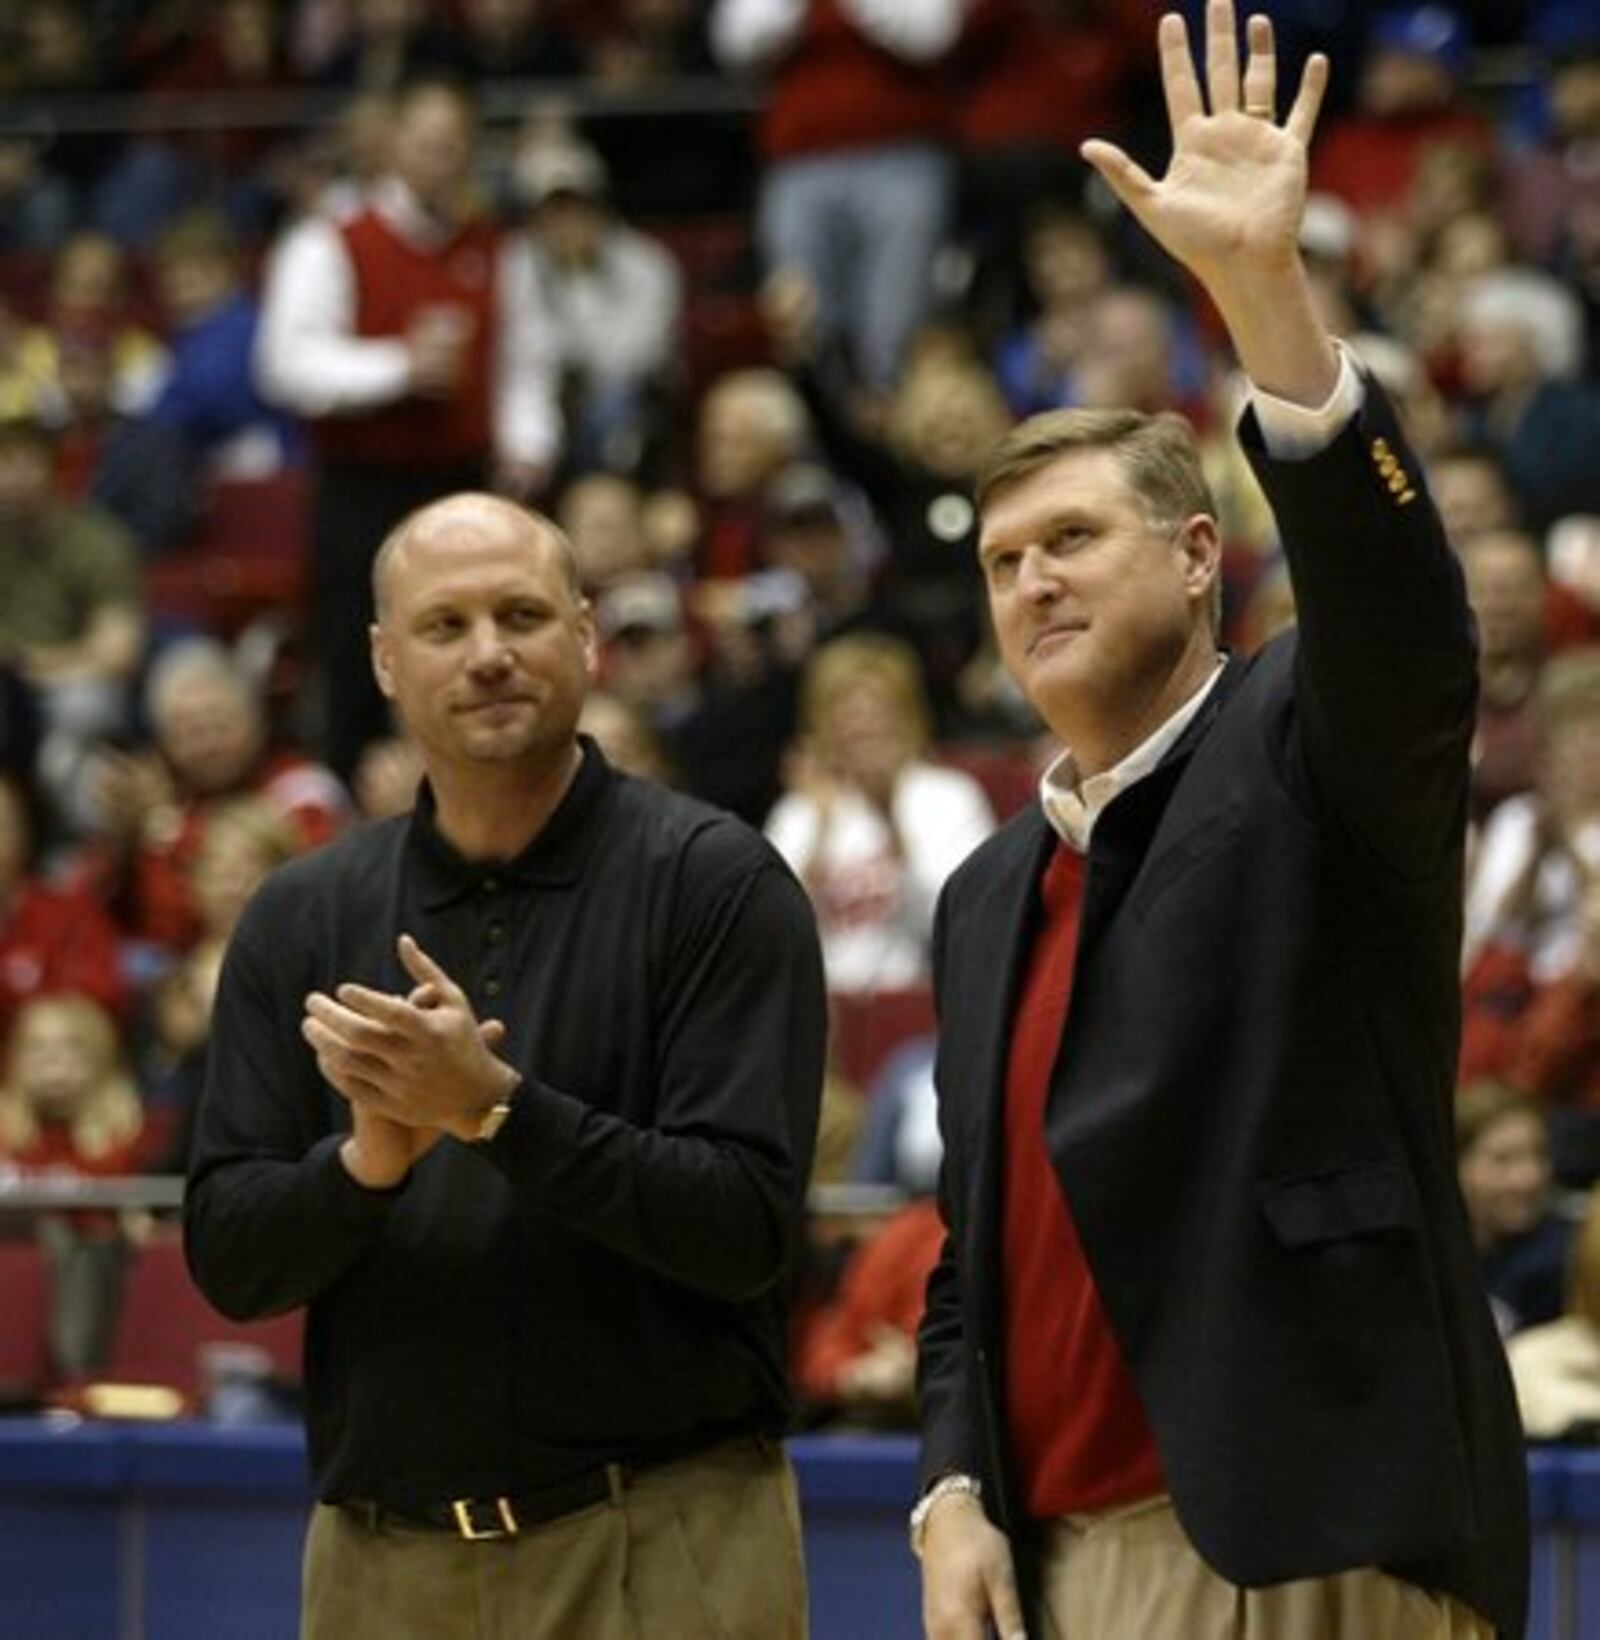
{"left": 301, "top": 1437, "right": 806, "bottom": 1640}
{"left": 1039, "top": 1495, "right": 1494, "bottom": 1640}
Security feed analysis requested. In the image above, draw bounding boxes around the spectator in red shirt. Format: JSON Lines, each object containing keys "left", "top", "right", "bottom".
{"left": 1460, "top": 527, "right": 1550, "bottom": 823}
{"left": 87, "top": 636, "right": 349, "bottom": 953}
{"left": 0, "top": 766, "right": 126, "bottom": 1043}
{"left": 1310, "top": 6, "right": 1494, "bottom": 227}
{"left": 0, "top": 992, "right": 153, "bottom": 1378}
{"left": 794, "top": 1194, "right": 942, "bottom": 1425}
{"left": 138, "top": 794, "right": 304, "bottom": 1170}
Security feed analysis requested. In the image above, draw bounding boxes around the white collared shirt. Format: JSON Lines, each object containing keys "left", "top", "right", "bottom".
{"left": 254, "top": 178, "right": 560, "bottom": 467}
{"left": 1040, "top": 660, "right": 1226, "bottom": 851}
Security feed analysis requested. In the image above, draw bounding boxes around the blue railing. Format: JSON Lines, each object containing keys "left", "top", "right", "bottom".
{"left": 0, "top": 1420, "right": 1592, "bottom": 1638}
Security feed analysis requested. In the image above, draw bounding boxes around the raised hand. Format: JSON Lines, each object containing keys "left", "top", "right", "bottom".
{"left": 1082, "top": 2, "right": 1337, "bottom": 405}
{"left": 1083, "top": 3, "right": 1326, "bottom": 290}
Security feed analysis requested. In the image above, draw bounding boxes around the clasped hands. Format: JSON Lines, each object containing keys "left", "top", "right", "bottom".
{"left": 303, "top": 933, "right": 518, "bottom": 1189}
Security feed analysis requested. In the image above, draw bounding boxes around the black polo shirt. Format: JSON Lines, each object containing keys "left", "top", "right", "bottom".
{"left": 185, "top": 743, "right": 826, "bottom": 1510}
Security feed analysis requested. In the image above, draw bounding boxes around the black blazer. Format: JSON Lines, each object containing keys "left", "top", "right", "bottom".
{"left": 917, "top": 382, "right": 1529, "bottom": 1638}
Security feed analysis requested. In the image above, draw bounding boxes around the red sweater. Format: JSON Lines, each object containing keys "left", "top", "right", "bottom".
{"left": 0, "top": 877, "right": 129, "bottom": 1040}
{"left": 955, "top": 0, "right": 1155, "bottom": 152}
{"left": 83, "top": 750, "right": 348, "bottom": 953}
{"left": 759, "top": 0, "right": 950, "bottom": 160}
{"left": 1003, "top": 843, "right": 1163, "bottom": 1517}
{"left": 316, "top": 208, "right": 498, "bottom": 468}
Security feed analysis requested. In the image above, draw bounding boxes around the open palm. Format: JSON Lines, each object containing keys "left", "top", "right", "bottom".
{"left": 1082, "top": 3, "right": 1328, "bottom": 296}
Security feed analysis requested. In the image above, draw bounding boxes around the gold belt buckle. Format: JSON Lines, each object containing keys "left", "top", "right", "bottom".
{"left": 451, "top": 1496, "right": 520, "bottom": 1539}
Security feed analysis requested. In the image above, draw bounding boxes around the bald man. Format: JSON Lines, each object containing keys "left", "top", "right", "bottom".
{"left": 185, "top": 494, "right": 826, "bottom": 1639}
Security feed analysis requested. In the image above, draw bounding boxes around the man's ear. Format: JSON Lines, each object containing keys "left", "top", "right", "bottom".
{"left": 578, "top": 601, "right": 600, "bottom": 682}
{"left": 1179, "top": 514, "right": 1223, "bottom": 600}
{"left": 371, "top": 623, "right": 395, "bottom": 700}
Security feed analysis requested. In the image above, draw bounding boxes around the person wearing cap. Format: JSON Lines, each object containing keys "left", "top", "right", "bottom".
{"left": 597, "top": 568, "right": 805, "bottom": 828}
{"left": 515, "top": 137, "right": 683, "bottom": 476}
{"left": 255, "top": 78, "right": 562, "bottom": 783}
{"left": 914, "top": 8, "right": 1525, "bottom": 1637}
{"left": 761, "top": 461, "right": 881, "bottom": 640}
{"left": 186, "top": 490, "right": 825, "bottom": 1639}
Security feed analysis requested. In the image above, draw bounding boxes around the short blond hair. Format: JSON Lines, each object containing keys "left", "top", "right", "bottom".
{"left": 976, "top": 406, "right": 1215, "bottom": 522}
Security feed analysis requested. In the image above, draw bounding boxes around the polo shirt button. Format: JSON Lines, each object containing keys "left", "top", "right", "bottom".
{"left": 487, "top": 924, "right": 504, "bottom": 944}
{"left": 484, "top": 977, "right": 502, "bottom": 998}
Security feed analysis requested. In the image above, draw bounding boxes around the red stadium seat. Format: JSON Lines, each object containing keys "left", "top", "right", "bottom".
{"left": 0, "top": 1237, "right": 52, "bottom": 1399}
{"left": 104, "top": 1228, "right": 303, "bottom": 1404}
{"left": 829, "top": 987, "right": 938, "bottom": 1092}
{"left": 144, "top": 469, "right": 312, "bottom": 637}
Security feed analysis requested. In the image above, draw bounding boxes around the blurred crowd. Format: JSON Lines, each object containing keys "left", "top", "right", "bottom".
{"left": 0, "top": 0, "right": 1596, "bottom": 1432}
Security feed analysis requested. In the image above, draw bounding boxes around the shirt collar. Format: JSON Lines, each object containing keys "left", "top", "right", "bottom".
{"left": 373, "top": 176, "right": 463, "bottom": 248}
{"left": 1040, "top": 658, "right": 1227, "bottom": 852}
{"left": 409, "top": 738, "right": 614, "bottom": 906}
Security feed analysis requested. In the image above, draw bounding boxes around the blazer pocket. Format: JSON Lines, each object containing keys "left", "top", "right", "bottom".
{"left": 1257, "top": 1159, "right": 1418, "bottom": 1248}
{"left": 1127, "top": 811, "right": 1243, "bottom": 922}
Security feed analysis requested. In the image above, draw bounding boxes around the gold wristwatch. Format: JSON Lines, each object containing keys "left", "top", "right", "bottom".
{"left": 468, "top": 1088, "right": 516, "bottom": 1143}
{"left": 462, "top": 1075, "right": 518, "bottom": 1141}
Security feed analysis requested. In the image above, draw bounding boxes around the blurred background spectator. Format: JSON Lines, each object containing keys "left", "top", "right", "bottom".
{"left": 1509, "top": 1180, "right": 1600, "bottom": 1441}
{"left": 766, "top": 633, "right": 993, "bottom": 994}
{"left": 0, "top": 765, "right": 127, "bottom": 1044}
{"left": 0, "top": 992, "right": 154, "bottom": 1379}
{"left": 1457, "top": 1080, "right": 1578, "bottom": 1339}
{"left": 254, "top": 77, "right": 559, "bottom": 778}
{"left": 712, "top": 0, "right": 959, "bottom": 392}
{"left": 0, "top": 415, "right": 145, "bottom": 834}
{"left": 83, "top": 636, "right": 346, "bottom": 954}
{"left": 510, "top": 134, "right": 683, "bottom": 478}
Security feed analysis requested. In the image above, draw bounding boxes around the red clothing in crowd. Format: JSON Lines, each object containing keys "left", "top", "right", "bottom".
{"left": 5, "top": 1120, "right": 154, "bottom": 1179}
{"left": 0, "top": 878, "right": 128, "bottom": 1042}
{"left": 795, "top": 1196, "right": 944, "bottom": 1403}
{"left": 954, "top": 0, "right": 1155, "bottom": 154}
{"left": 755, "top": 0, "right": 951, "bottom": 160}
{"left": 1002, "top": 844, "right": 1163, "bottom": 1518}
{"left": 1462, "top": 941, "right": 1600, "bottom": 1108}
{"left": 314, "top": 208, "right": 500, "bottom": 469}
{"left": 1311, "top": 108, "right": 1494, "bottom": 220}
{"left": 101, "top": 750, "right": 348, "bottom": 952}
{"left": 2, "top": 1118, "right": 163, "bottom": 1239}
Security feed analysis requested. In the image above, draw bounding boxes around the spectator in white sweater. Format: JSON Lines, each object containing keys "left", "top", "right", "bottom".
{"left": 766, "top": 632, "right": 993, "bottom": 993}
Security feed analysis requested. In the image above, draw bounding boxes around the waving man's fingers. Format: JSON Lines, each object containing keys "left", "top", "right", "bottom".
{"left": 1241, "top": 12, "right": 1276, "bottom": 118}
{"left": 1285, "top": 47, "right": 1330, "bottom": 147}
